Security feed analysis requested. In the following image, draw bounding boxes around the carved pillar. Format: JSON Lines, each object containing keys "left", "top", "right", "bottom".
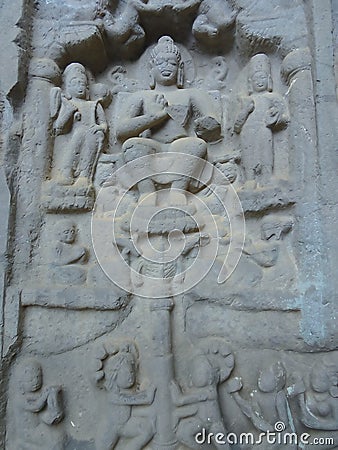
{"left": 3, "top": 59, "right": 60, "bottom": 365}
{"left": 0, "top": 1, "right": 34, "bottom": 445}
{"left": 150, "top": 298, "right": 178, "bottom": 450}
{"left": 310, "top": 0, "right": 338, "bottom": 344}
{"left": 281, "top": 48, "right": 325, "bottom": 346}
{"left": 13, "top": 58, "right": 60, "bottom": 272}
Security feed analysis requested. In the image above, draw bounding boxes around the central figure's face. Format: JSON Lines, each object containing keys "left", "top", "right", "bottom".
{"left": 153, "top": 52, "right": 179, "bottom": 86}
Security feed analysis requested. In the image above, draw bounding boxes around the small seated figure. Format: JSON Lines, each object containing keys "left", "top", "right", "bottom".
{"left": 192, "top": 0, "right": 237, "bottom": 45}
{"left": 93, "top": 341, "right": 156, "bottom": 450}
{"left": 259, "top": 215, "right": 296, "bottom": 287}
{"left": 171, "top": 340, "right": 234, "bottom": 449}
{"left": 52, "top": 220, "right": 88, "bottom": 285}
{"left": 234, "top": 54, "right": 289, "bottom": 187}
{"left": 228, "top": 362, "right": 296, "bottom": 448}
{"left": 213, "top": 151, "right": 243, "bottom": 186}
{"left": 290, "top": 361, "right": 338, "bottom": 430}
{"left": 13, "top": 358, "right": 65, "bottom": 450}
{"left": 241, "top": 216, "right": 294, "bottom": 274}
{"left": 243, "top": 236, "right": 279, "bottom": 269}
{"left": 116, "top": 35, "right": 222, "bottom": 204}
{"left": 50, "top": 62, "right": 107, "bottom": 188}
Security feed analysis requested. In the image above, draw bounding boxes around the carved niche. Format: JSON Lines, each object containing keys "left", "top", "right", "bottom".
{"left": 1, "top": 1, "right": 337, "bottom": 450}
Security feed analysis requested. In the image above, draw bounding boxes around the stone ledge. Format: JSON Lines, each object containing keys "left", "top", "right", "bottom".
{"left": 21, "top": 287, "right": 129, "bottom": 311}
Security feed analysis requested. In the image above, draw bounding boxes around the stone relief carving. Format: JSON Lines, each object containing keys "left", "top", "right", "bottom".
{"left": 172, "top": 340, "right": 234, "bottom": 449}
{"left": 93, "top": 340, "right": 156, "bottom": 450}
{"left": 1, "top": 0, "right": 337, "bottom": 449}
{"left": 192, "top": 0, "right": 238, "bottom": 46}
{"left": 234, "top": 53, "right": 289, "bottom": 187}
{"left": 115, "top": 36, "right": 221, "bottom": 205}
{"left": 51, "top": 220, "right": 88, "bottom": 285}
{"left": 95, "top": 0, "right": 146, "bottom": 58}
{"left": 12, "top": 359, "right": 65, "bottom": 450}
{"left": 289, "top": 359, "right": 338, "bottom": 431}
{"left": 44, "top": 62, "right": 108, "bottom": 211}
{"left": 229, "top": 362, "right": 296, "bottom": 447}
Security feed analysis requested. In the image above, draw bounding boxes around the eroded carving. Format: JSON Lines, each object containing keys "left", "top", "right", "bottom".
{"left": 229, "top": 362, "right": 296, "bottom": 448}
{"left": 12, "top": 359, "right": 65, "bottom": 450}
{"left": 234, "top": 54, "right": 289, "bottom": 187}
{"left": 116, "top": 36, "right": 222, "bottom": 204}
{"left": 51, "top": 220, "right": 88, "bottom": 285}
{"left": 3, "top": 0, "right": 333, "bottom": 448}
{"left": 51, "top": 63, "right": 107, "bottom": 186}
{"left": 93, "top": 340, "right": 156, "bottom": 450}
{"left": 192, "top": 0, "right": 237, "bottom": 46}
{"left": 172, "top": 340, "right": 234, "bottom": 449}
{"left": 44, "top": 62, "right": 108, "bottom": 211}
{"left": 96, "top": 0, "right": 146, "bottom": 58}
{"left": 290, "top": 359, "right": 338, "bottom": 431}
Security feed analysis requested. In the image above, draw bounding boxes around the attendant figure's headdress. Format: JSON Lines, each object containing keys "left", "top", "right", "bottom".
{"left": 248, "top": 53, "right": 273, "bottom": 93}
{"left": 63, "top": 63, "right": 88, "bottom": 98}
{"left": 63, "top": 63, "right": 87, "bottom": 82}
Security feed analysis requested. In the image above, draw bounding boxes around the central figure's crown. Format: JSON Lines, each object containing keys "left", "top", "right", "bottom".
{"left": 151, "top": 36, "right": 181, "bottom": 61}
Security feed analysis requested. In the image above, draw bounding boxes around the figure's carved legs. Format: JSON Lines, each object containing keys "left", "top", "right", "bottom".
{"left": 209, "top": 421, "right": 230, "bottom": 450}
{"left": 123, "top": 417, "right": 155, "bottom": 450}
{"left": 76, "top": 129, "right": 105, "bottom": 186}
{"left": 121, "top": 137, "right": 207, "bottom": 204}
{"left": 169, "top": 137, "right": 207, "bottom": 203}
{"left": 177, "top": 419, "right": 230, "bottom": 450}
{"left": 58, "top": 131, "right": 84, "bottom": 185}
{"left": 122, "top": 138, "right": 159, "bottom": 203}
{"left": 176, "top": 417, "right": 205, "bottom": 449}
{"left": 96, "top": 422, "right": 120, "bottom": 450}
{"left": 57, "top": 129, "right": 85, "bottom": 185}
{"left": 241, "top": 133, "right": 273, "bottom": 187}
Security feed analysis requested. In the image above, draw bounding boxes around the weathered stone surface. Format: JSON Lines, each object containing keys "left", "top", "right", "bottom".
{"left": 0, "top": 1, "right": 337, "bottom": 449}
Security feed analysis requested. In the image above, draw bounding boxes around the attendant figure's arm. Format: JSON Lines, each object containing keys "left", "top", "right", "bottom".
{"left": 227, "top": 378, "right": 273, "bottom": 432}
{"left": 111, "top": 382, "right": 156, "bottom": 406}
{"left": 24, "top": 390, "right": 48, "bottom": 413}
{"left": 52, "top": 94, "right": 77, "bottom": 136}
{"left": 95, "top": 102, "right": 108, "bottom": 134}
{"left": 265, "top": 95, "right": 289, "bottom": 130}
{"left": 55, "top": 243, "right": 88, "bottom": 265}
{"left": 234, "top": 97, "right": 254, "bottom": 134}
{"left": 170, "top": 380, "right": 208, "bottom": 406}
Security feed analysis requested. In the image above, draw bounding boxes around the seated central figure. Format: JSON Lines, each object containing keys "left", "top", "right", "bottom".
{"left": 116, "top": 35, "right": 221, "bottom": 203}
